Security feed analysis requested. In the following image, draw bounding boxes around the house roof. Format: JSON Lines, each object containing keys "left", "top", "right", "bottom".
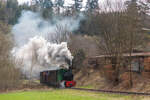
{"left": 89, "top": 52, "right": 150, "bottom": 58}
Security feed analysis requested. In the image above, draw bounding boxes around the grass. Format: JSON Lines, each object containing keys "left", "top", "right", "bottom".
{"left": 0, "top": 89, "right": 149, "bottom": 100}
{"left": 78, "top": 85, "right": 95, "bottom": 89}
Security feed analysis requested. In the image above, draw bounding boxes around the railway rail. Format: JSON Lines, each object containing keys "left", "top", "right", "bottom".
{"left": 69, "top": 88, "right": 150, "bottom": 96}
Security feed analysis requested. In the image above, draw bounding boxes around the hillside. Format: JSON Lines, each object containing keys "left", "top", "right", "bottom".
{"left": 74, "top": 65, "right": 150, "bottom": 93}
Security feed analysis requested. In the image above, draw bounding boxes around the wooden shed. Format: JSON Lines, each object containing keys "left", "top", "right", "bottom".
{"left": 88, "top": 52, "right": 150, "bottom": 73}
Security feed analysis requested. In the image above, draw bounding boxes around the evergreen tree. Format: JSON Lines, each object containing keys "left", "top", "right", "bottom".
{"left": 54, "top": 0, "right": 64, "bottom": 14}
{"left": 32, "top": 0, "right": 54, "bottom": 19}
{"left": 55, "top": 0, "right": 64, "bottom": 7}
{"left": 6, "top": 0, "right": 20, "bottom": 24}
{"left": 86, "top": 0, "right": 99, "bottom": 11}
{"left": 74, "top": 0, "right": 83, "bottom": 11}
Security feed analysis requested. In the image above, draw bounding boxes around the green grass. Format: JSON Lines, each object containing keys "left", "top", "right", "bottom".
{"left": 0, "top": 89, "right": 148, "bottom": 100}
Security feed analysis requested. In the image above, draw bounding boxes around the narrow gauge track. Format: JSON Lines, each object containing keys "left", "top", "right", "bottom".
{"left": 69, "top": 88, "right": 150, "bottom": 96}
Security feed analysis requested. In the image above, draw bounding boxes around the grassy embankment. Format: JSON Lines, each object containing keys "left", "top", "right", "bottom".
{"left": 0, "top": 89, "right": 149, "bottom": 100}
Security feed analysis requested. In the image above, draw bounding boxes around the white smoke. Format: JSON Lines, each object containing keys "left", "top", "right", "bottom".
{"left": 12, "top": 10, "right": 84, "bottom": 78}
{"left": 12, "top": 36, "right": 73, "bottom": 78}
{"left": 12, "top": 10, "right": 84, "bottom": 46}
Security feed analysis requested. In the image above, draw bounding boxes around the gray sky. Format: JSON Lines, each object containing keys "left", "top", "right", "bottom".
{"left": 17, "top": 0, "right": 109, "bottom": 5}
{"left": 18, "top": 0, "right": 31, "bottom": 4}
{"left": 17, "top": 0, "right": 82, "bottom": 5}
{"left": 17, "top": 0, "right": 147, "bottom": 5}
{"left": 17, "top": 0, "right": 129, "bottom": 8}
{"left": 17, "top": 0, "right": 90, "bottom": 10}
{"left": 17, "top": 0, "right": 149, "bottom": 12}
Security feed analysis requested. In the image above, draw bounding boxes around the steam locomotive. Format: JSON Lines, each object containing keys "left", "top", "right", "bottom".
{"left": 40, "top": 69, "right": 76, "bottom": 88}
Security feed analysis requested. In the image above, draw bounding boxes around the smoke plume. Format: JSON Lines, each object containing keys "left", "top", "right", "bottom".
{"left": 12, "top": 11, "right": 84, "bottom": 78}
{"left": 12, "top": 10, "right": 84, "bottom": 46}
{"left": 12, "top": 36, "right": 73, "bottom": 78}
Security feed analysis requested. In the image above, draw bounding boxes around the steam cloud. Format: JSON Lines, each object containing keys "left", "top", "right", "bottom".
{"left": 12, "top": 36, "right": 73, "bottom": 78}
{"left": 12, "top": 10, "right": 84, "bottom": 46}
{"left": 12, "top": 11, "right": 84, "bottom": 78}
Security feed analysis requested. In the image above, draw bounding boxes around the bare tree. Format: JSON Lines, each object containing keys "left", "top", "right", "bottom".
{"left": 47, "top": 24, "right": 71, "bottom": 43}
{"left": 0, "top": 21, "right": 20, "bottom": 90}
{"left": 95, "top": 0, "right": 146, "bottom": 86}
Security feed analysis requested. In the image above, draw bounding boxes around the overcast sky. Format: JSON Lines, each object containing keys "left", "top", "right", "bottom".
{"left": 17, "top": 0, "right": 110, "bottom": 5}
{"left": 17, "top": 0, "right": 148, "bottom": 12}
{"left": 18, "top": 0, "right": 30, "bottom": 4}
{"left": 17, "top": 0, "right": 125, "bottom": 9}
{"left": 17, "top": 0, "right": 147, "bottom": 5}
{"left": 17, "top": 0, "right": 80, "bottom": 5}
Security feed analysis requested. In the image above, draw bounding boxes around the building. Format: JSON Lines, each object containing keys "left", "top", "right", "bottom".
{"left": 88, "top": 52, "right": 150, "bottom": 73}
